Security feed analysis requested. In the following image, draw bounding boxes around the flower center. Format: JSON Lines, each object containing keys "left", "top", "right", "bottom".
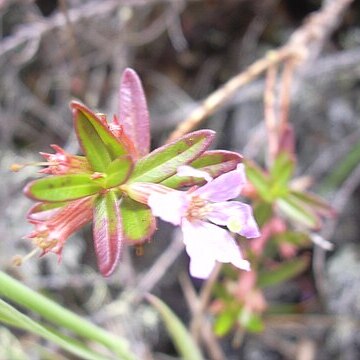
{"left": 186, "top": 196, "right": 210, "bottom": 221}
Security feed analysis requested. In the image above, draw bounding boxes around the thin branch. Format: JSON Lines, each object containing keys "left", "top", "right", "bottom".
{"left": 167, "top": 0, "right": 354, "bottom": 142}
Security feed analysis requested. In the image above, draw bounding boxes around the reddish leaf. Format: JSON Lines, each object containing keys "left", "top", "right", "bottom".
{"left": 93, "top": 191, "right": 123, "bottom": 276}
{"left": 118, "top": 68, "right": 150, "bottom": 158}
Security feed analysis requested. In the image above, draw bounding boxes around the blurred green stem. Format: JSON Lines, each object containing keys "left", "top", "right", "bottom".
{"left": 0, "top": 271, "right": 135, "bottom": 360}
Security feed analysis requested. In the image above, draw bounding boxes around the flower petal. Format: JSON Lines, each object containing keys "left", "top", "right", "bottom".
{"left": 148, "top": 191, "right": 188, "bottom": 226}
{"left": 181, "top": 219, "right": 250, "bottom": 278}
{"left": 207, "top": 201, "right": 260, "bottom": 238}
{"left": 193, "top": 164, "right": 247, "bottom": 202}
{"left": 176, "top": 165, "right": 213, "bottom": 183}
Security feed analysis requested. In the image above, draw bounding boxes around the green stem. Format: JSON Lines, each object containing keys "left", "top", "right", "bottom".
{"left": 0, "top": 271, "right": 136, "bottom": 360}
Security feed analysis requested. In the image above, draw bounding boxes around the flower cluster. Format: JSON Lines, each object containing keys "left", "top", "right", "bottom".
{"left": 19, "top": 68, "right": 260, "bottom": 278}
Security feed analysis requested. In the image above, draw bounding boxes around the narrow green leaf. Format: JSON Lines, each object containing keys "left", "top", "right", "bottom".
{"left": 253, "top": 201, "right": 273, "bottom": 227}
{"left": 275, "top": 231, "right": 310, "bottom": 247}
{"left": 245, "top": 162, "right": 272, "bottom": 202}
{"left": 0, "top": 271, "right": 135, "bottom": 360}
{"left": 104, "top": 155, "right": 133, "bottom": 189}
{"left": 214, "top": 310, "right": 238, "bottom": 336}
{"left": 147, "top": 294, "right": 204, "bottom": 360}
{"left": 93, "top": 191, "right": 123, "bottom": 277}
{"left": 238, "top": 308, "right": 264, "bottom": 333}
{"left": 270, "top": 152, "right": 294, "bottom": 187}
{"left": 73, "top": 108, "right": 112, "bottom": 171}
{"left": 72, "top": 101, "right": 130, "bottom": 171}
{"left": 161, "top": 150, "right": 242, "bottom": 188}
{"left": 0, "top": 299, "right": 110, "bottom": 360}
{"left": 277, "top": 196, "right": 319, "bottom": 229}
{"left": 257, "top": 257, "right": 309, "bottom": 288}
{"left": 25, "top": 174, "right": 102, "bottom": 202}
{"left": 290, "top": 190, "right": 334, "bottom": 217}
{"left": 321, "top": 138, "right": 360, "bottom": 191}
{"left": 120, "top": 197, "right": 155, "bottom": 243}
{"left": 128, "top": 130, "right": 215, "bottom": 184}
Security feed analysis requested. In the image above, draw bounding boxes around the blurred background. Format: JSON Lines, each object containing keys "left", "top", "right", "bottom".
{"left": 1, "top": 0, "right": 360, "bottom": 359}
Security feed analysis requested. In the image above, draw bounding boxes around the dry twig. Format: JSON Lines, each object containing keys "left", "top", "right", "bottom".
{"left": 167, "top": 0, "right": 354, "bottom": 142}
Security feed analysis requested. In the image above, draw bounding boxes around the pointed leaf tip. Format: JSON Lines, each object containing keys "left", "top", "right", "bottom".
{"left": 72, "top": 101, "right": 131, "bottom": 172}
{"left": 93, "top": 191, "right": 123, "bottom": 277}
{"left": 118, "top": 68, "right": 150, "bottom": 158}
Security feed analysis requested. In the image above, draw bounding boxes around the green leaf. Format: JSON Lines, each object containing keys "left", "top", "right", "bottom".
{"left": 270, "top": 152, "right": 294, "bottom": 187}
{"left": 93, "top": 191, "right": 123, "bottom": 277}
{"left": 253, "top": 201, "right": 273, "bottom": 227}
{"left": 147, "top": 294, "right": 204, "bottom": 360}
{"left": 128, "top": 130, "right": 215, "bottom": 184}
{"left": 321, "top": 138, "right": 360, "bottom": 191}
{"left": 245, "top": 161, "right": 272, "bottom": 202}
{"left": 0, "top": 299, "right": 110, "bottom": 360}
{"left": 257, "top": 257, "right": 309, "bottom": 288}
{"left": 120, "top": 197, "right": 156, "bottom": 243}
{"left": 0, "top": 271, "right": 135, "bottom": 360}
{"left": 277, "top": 195, "right": 319, "bottom": 229}
{"left": 238, "top": 308, "right": 264, "bottom": 333}
{"left": 214, "top": 310, "right": 238, "bottom": 336}
{"left": 290, "top": 190, "right": 334, "bottom": 217}
{"left": 161, "top": 150, "right": 242, "bottom": 188}
{"left": 72, "top": 101, "right": 130, "bottom": 172}
{"left": 104, "top": 156, "right": 133, "bottom": 189}
{"left": 25, "top": 174, "right": 102, "bottom": 202}
{"left": 275, "top": 231, "right": 310, "bottom": 247}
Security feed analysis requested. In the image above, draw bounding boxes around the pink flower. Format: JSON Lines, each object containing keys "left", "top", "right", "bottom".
{"left": 147, "top": 164, "right": 260, "bottom": 279}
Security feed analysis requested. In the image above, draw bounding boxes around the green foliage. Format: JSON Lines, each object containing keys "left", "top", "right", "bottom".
{"left": 238, "top": 308, "right": 264, "bottom": 333}
{"left": 147, "top": 294, "right": 204, "bottom": 360}
{"left": 214, "top": 308, "right": 238, "bottom": 336}
{"left": 0, "top": 299, "right": 109, "bottom": 360}
{"left": 0, "top": 272, "right": 135, "bottom": 360}
{"left": 25, "top": 174, "right": 102, "bottom": 202}
{"left": 257, "top": 257, "right": 309, "bottom": 288}
{"left": 129, "top": 130, "right": 215, "bottom": 183}
{"left": 104, "top": 156, "right": 133, "bottom": 188}
{"left": 120, "top": 197, "right": 155, "bottom": 243}
{"left": 73, "top": 102, "right": 130, "bottom": 171}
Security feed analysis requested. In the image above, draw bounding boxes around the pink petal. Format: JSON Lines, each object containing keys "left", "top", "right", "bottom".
{"left": 181, "top": 219, "right": 250, "bottom": 279}
{"left": 194, "top": 164, "right": 247, "bottom": 202}
{"left": 207, "top": 201, "right": 260, "bottom": 238}
{"left": 148, "top": 191, "right": 188, "bottom": 226}
{"left": 176, "top": 165, "right": 213, "bottom": 183}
